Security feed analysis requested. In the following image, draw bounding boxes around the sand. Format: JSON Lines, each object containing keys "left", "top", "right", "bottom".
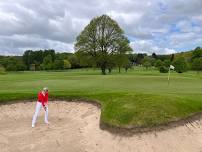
{"left": 0, "top": 101, "right": 202, "bottom": 152}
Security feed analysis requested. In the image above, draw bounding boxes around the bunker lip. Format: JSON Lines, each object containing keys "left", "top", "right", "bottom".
{"left": 100, "top": 111, "right": 202, "bottom": 136}
{"left": 1, "top": 98, "right": 202, "bottom": 136}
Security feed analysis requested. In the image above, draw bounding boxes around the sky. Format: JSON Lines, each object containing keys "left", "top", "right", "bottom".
{"left": 0, "top": 0, "right": 202, "bottom": 55}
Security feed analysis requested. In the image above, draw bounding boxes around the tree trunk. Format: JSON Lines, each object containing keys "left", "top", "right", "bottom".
{"left": 108, "top": 68, "right": 112, "bottom": 73}
{"left": 118, "top": 66, "right": 121, "bottom": 73}
{"left": 125, "top": 68, "right": 128, "bottom": 72}
{"left": 101, "top": 66, "right": 106, "bottom": 75}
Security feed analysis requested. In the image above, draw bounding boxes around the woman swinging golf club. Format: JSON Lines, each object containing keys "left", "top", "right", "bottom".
{"left": 32, "top": 87, "right": 49, "bottom": 128}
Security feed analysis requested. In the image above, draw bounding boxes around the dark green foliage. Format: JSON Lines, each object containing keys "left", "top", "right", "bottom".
{"left": 173, "top": 57, "right": 188, "bottom": 73}
{"left": 63, "top": 60, "right": 71, "bottom": 69}
{"left": 164, "top": 59, "right": 171, "bottom": 67}
{"left": 53, "top": 59, "right": 64, "bottom": 70}
{"left": 156, "top": 54, "right": 171, "bottom": 61}
{"left": 191, "top": 47, "right": 202, "bottom": 72}
{"left": 152, "top": 53, "right": 157, "bottom": 59}
{"left": 155, "top": 59, "right": 163, "bottom": 68}
{"left": 142, "top": 56, "right": 153, "bottom": 70}
{"left": 123, "top": 61, "right": 132, "bottom": 72}
{"left": 41, "top": 55, "right": 53, "bottom": 70}
{"left": 135, "top": 53, "right": 147, "bottom": 64}
{"left": 0, "top": 65, "right": 6, "bottom": 74}
{"left": 23, "top": 49, "right": 56, "bottom": 70}
{"left": 159, "top": 66, "right": 169, "bottom": 73}
{"left": 192, "top": 58, "right": 202, "bottom": 72}
{"left": 75, "top": 51, "right": 94, "bottom": 68}
{"left": 1, "top": 56, "right": 26, "bottom": 71}
{"left": 68, "top": 55, "right": 80, "bottom": 68}
{"left": 170, "top": 54, "right": 175, "bottom": 61}
{"left": 192, "top": 47, "right": 202, "bottom": 60}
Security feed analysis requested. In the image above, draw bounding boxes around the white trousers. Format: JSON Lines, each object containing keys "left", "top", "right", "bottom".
{"left": 32, "top": 101, "right": 48, "bottom": 126}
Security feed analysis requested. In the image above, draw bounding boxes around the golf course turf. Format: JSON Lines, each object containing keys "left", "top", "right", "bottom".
{"left": 0, "top": 67, "right": 202, "bottom": 129}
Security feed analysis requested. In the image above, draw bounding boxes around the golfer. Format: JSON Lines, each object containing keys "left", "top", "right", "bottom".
{"left": 32, "top": 87, "right": 49, "bottom": 127}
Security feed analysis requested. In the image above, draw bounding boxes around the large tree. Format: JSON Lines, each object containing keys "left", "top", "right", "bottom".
{"left": 75, "top": 14, "right": 132, "bottom": 74}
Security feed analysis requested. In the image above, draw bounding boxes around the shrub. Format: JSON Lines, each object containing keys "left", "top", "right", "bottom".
{"left": 0, "top": 65, "right": 6, "bottom": 74}
{"left": 173, "top": 57, "right": 188, "bottom": 73}
{"left": 159, "top": 66, "right": 169, "bottom": 73}
{"left": 155, "top": 59, "right": 163, "bottom": 68}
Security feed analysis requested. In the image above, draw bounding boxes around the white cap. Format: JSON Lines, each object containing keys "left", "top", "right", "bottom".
{"left": 43, "top": 87, "right": 48, "bottom": 91}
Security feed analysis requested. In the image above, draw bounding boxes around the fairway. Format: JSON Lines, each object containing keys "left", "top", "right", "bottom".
{"left": 1, "top": 68, "right": 202, "bottom": 128}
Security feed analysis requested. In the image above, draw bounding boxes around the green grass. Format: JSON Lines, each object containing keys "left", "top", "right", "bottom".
{"left": 0, "top": 67, "right": 202, "bottom": 128}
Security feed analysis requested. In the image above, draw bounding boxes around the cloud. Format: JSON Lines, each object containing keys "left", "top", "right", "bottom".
{"left": 130, "top": 40, "right": 176, "bottom": 55}
{"left": 0, "top": 0, "right": 201, "bottom": 55}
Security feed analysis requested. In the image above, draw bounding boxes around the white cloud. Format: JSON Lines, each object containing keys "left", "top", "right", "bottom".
{"left": 0, "top": 0, "right": 201, "bottom": 55}
{"left": 130, "top": 40, "right": 176, "bottom": 55}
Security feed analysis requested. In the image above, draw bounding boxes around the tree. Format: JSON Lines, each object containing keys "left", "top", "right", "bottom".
{"left": 164, "top": 59, "right": 171, "bottom": 67}
{"left": 53, "top": 59, "right": 64, "bottom": 70}
{"left": 156, "top": 54, "right": 170, "bottom": 61}
{"left": 0, "top": 65, "right": 6, "bottom": 74}
{"left": 127, "top": 53, "right": 136, "bottom": 65}
{"left": 142, "top": 56, "right": 152, "bottom": 70}
{"left": 192, "top": 58, "right": 202, "bottom": 73}
{"left": 75, "top": 51, "right": 94, "bottom": 68}
{"left": 114, "top": 38, "right": 132, "bottom": 73}
{"left": 3, "top": 57, "right": 26, "bottom": 71}
{"left": 123, "top": 61, "right": 132, "bottom": 72}
{"left": 155, "top": 59, "right": 163, "bottom": 68}
{"left": 23, "top": 49, "right": 56, "bottom": 70}
{"left": 173, "top": 57, "right": 188, "bottom": 73}
{"left": 192, "top": 47, "right": 202, "bottom": 60}
{"left": 170, "top": 54, "right": 175, "bottom": 61}
{"left": 42, "top": 55, "right": 53, "bottom": 70}
{"left": 68, "top": 55, "right": 80, "bottom": 68}
{"left": 106, "top": 55, "right": 116, "bottom": 73}
{"left": 135, "top": 53, "right": 147, "bottom": 65}
{"left": 143, "top": 61, "right": 151, "bottom": 70}
{"left": 63, "top": 60, "right": 71, "bottom": 69}
{"left": 152, "top": 53, "right": 157, "bottom": 59}
{"left": 159, "top": 66, "right": 168, "bottom": 73}
{"left": 23, "top": 50, "right": 34, "bottom": 70}
{"left": 75, "top": 14, "right": 132, "bottom": 74}
{"left": 43, "top": 49, "right": 56, "bottom": 62}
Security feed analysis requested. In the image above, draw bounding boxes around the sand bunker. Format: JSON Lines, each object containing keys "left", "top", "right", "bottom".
{"left": 0, "top": 101, "right": 202, "bottom": 152}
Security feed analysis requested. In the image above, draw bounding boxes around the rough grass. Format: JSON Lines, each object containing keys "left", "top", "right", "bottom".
{"left": 0, "top": 67, "right": 202, "bottom": 128}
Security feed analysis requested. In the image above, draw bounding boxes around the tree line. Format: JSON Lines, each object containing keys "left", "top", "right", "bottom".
{"left": 0, "top": 14, "right": 202, "bottom": 74}
{"left": 0, "top": 47, "right": 202, "bottom": 74}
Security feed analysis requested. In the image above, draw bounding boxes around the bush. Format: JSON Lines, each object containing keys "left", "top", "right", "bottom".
{"left": 0, "top": 65, "right": 6, "bottom": 74}
{"left": 173, "top": 57, "right": 188, "bottom": 73}
{"left": 63, "top": 60, "right": 71, "bottom": 69}
{"left": 164, "top": 60, "right": 171, "bottom": 67}
{"left": 159, "top": 66, "right": 169, "bottom": 73}
{"left": 155, "top": 59, "right": 163, "bottom": 68}
{"left": 6, "top": 64, "right": 17, "bottom": 71}
{"left": 53, "top": 59, "right": 64, "bottom": 70}
{"left": 192, "top": 57, "right": 202, "bottom": 73}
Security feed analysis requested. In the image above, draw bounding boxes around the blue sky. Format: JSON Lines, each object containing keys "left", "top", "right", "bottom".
{"left": 0, "top": 0, "right": 201, "bottom": 55}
